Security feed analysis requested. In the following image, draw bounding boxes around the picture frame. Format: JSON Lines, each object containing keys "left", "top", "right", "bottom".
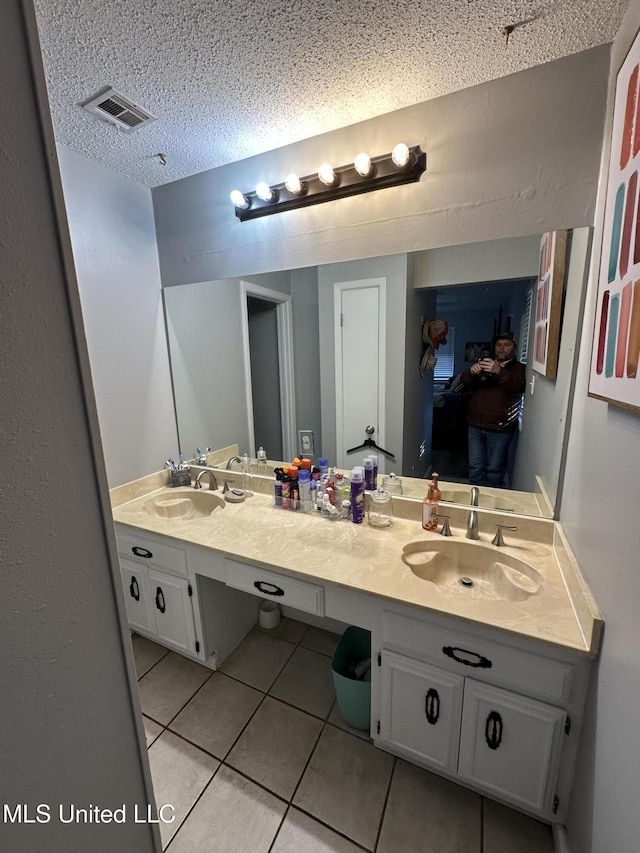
{"left": 588, "top": 27, "right": 640, "bottom": 414}
{"left": 464, "top": 341, "right": 491, "bottom": 362}
{"left": 531, "top": 230, "right": 567, "bottom": 379}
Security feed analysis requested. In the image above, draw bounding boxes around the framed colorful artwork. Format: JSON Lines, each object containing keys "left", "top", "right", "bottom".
{"left": 531, "top": 230, "right": 568, "bottom": 379}
{"left": 588, "top": 28, "right": 640, "bottom": 414}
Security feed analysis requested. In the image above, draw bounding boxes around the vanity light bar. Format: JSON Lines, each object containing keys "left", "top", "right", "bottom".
{"left": 231, "top": 145, "right": 427, "bottom": 222}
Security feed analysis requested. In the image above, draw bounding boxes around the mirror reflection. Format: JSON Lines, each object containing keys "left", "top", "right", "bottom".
{"left": 163, "top": 229, "right": 591, "bottom": 518}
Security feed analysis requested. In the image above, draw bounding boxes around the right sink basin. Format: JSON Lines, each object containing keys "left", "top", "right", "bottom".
{"left": 401, "top": 539, "right": 543, "bottom": 602}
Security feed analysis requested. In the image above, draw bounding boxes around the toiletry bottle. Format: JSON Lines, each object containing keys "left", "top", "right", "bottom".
{"left": 350, "top": 467, "right": 365, "bottom": 524}
{"left": 289, "top": 465, "right": 299, "bottom": 510}
{"left": 298, "top": 469, "right": 312, "bottom": 511}
{"left": 431, "top": 472, "right": 442, "bottom": 502}
{"left": 257, "top": 447, "right": 268, "bottom": 474}
{"left": 422, "top": 485, "right": 439, "bottom": 531}
{"left": 363, "top": 457, "right": 375, "bottom": 490}
{"left": 318, "top": 457, "right": 329, "bottom": 478}
{"left": 340, "top": 499, "right": 351, "bottom": 520}
{"left": 274, "top": 467, "right": 284, "bottom": 507}
{"left": 369, "top": 454, "right": 379, "bottom": 489}
{"left": 281, "top": 471, "right": 291, "bottom": 509}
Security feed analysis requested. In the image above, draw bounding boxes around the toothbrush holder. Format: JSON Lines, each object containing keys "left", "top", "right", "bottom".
{"left": 170, "top": 469, "right": 191, "bottom": 487}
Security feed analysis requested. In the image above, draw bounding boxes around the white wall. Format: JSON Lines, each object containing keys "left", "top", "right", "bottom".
{"left": 562, "top": 4, "right": 640, "bottom": 851}
{"left": 57, "top": 146, "right": 178, "bottom": 486}
{"left": 152, "top": 46, "right": 609, "bottom": 284}
{"left": 1, "top": 3, "right": 158, "bottom": 850}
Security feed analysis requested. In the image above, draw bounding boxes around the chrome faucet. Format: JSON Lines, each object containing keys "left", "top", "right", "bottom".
{"left": 466, "top": 509, "right": 479, "bottom": 540}
{"left": 194, "top": 469, "right": 218, "bottom": 490}
{"left": 226, "top": 455, "right": 242, "bottom": 470}
{"left": 466, "top": 487, "right": 479, "bottom": 539}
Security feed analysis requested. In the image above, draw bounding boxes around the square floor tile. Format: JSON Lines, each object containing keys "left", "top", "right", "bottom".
{"left": 271, "top": 807, "right": 363, "bottom": 853}
{"left": 131, "top": 634, "right": 169, "bottom": 678}
{"left": 300, "top": 625, "right": 341, "bottom": 657}
{"left": 147, "top": 730, "right": 219, "bottom": 848}
{"left": 328, "top": 701, "right": 371, "bottom": 741}
{"left": 257, "top": 616, "right": 308, "bottom": 644}
{"left": 377, "top": 759, "right": 481, "bottom": 853}
{"left": 169, "top": 671, "right": 263, "bottom": 759}
{"left": 483, "top": 799, "right": 554, "bottom": 853}
{"left": 269, "top": 646, "right": 335, "bottom": 718}
{"left": 227, "top": 696, "right": 322, "bottom": 799}
{"left": 294, "top": 725, "right": 394, "bottom": 850}
{"left": 143, "top": 714, "right": 164, "bottom": 747}
{"left": 138, "top": 652, "right": 211, "bottom": 725}
{"left": 166, "top": 764, "right": 286, "bottom": 853}
{"left": 220, "top": 629, "right": 296, "bottom": 692}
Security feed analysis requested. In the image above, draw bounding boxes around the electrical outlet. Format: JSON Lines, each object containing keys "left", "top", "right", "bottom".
{"left": 298, "top": 429, "right": 315, "bottom": 456}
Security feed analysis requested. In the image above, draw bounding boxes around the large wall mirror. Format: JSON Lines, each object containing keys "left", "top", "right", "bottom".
{"left": 163, "top": 228, "right": 591, "bottom": 519}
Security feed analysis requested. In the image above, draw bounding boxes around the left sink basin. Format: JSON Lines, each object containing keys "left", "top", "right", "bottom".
{"left": 145, "top": 488, "right": 225, "bottom": 519}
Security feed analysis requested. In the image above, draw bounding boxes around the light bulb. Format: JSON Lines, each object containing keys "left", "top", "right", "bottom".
{"left": 354, "top": 152, "right": 372, "bottom": 177}
{"left": 230, "top": 189, "right": 250, "bottom": 209}
{"left": 285, "top": 173, "right": 305, "bottom": 195}
{"left": 391, "top": 143, "right": 411, "bottom": 168}
{"left": 318, "top": 163, "right": 337, "bottom": 186}
{"left": 256, "top": 181, "right": 276, "bottom": 202}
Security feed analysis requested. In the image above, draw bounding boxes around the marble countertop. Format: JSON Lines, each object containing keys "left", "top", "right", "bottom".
{"left": 111, "top": 474, "right": 602, "bottom": 658}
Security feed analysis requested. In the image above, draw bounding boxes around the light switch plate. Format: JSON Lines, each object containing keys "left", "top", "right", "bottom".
{"left": 298, "top": 429, "right": 315, "bottom": 456}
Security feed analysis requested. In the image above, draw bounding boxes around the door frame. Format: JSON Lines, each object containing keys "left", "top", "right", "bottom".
{"left": 240, "top": 281, "right": 296, "bottom": 461}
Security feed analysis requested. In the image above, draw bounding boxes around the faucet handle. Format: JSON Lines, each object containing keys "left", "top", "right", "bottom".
{"left": 492, "top": 524, "right": 518, "bottom": 547}
{"left": 435, "top": 514, "right": 452, "bottom": 536}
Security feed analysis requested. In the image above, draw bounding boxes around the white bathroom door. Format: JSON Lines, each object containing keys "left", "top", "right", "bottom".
{"left": 334, "top": 278, "right": 386, "bottom": 470}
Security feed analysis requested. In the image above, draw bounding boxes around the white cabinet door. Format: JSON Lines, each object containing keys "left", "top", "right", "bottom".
{"left": 458, "top": 679, "right": 566, "bottom": 814}
{"left": 148, "top": 569, "right": 196, "bottom": 656}
{"left": 380, "top": 651, "right": 464, "bottom": 773}
{"left": 121, "top": 561, "right": 153, "bottom": 634}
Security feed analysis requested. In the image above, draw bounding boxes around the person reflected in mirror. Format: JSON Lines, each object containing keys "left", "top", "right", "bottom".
{"left": 458, "top": 331, "right": 525, "bottom": 487}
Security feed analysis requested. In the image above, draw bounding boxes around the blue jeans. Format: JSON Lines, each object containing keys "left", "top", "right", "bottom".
{"left": 468, "top": 426, "right": 513, "bottom": 487}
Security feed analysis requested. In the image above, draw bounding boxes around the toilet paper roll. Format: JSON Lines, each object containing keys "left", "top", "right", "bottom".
{"left": 259, "top": 600, "right": 281, "bottom": 630}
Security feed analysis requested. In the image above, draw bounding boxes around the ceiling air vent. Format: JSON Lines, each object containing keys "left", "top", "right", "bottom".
{"left": 82, "top": 88, "right": 156, "bottom": 132}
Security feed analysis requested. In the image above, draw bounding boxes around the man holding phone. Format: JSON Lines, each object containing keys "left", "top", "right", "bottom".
{"left": 458, "top": 331, "right": 526, "bottom": 487}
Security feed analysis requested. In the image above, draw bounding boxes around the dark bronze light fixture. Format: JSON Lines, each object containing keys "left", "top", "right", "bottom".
{"left": 230, "top": 144, "right": 427, "bottom": 222}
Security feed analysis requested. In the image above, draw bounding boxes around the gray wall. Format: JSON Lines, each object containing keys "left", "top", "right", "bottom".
{"left": 58, "top": 146, "right": 178, "bottom": 487}
{"left": 562, "top": 4, "right": 640, "bottom": 851}
{"left": 513, "top": 228, "right": 592, "bottom": 505}
{"left": 152, "top": 46, "right": 609, "bottom": 284}
{"left": 1, "top": 3, "right": 158, "bottom": 851}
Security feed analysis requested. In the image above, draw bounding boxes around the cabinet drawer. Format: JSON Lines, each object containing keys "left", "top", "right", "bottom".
{"left": 225, "top": 558, "right": 324, "bottom": 616}
{"left": 115, "top": 527, "right": 188, "bottom": 577}
{"left": 382, "top": 610, "right": 573, "bottom": 706}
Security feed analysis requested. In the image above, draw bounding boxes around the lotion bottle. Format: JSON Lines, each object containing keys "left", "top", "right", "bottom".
{"left": 422, "top": 485, "right": 439, "bottom": 531}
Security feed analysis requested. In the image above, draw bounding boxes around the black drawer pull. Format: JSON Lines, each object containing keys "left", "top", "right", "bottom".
{"left": 129, "top": 576, "right": 140, "bottom": 601}
{"left": 253, "top": 580, "right": 285, "bottom": 597}
{"left": 132, "top": 546, "right": 153, "bottom": 559}
{"left": 442, "top": 646, "right": 492, "bottom": 669}
{"left": 155, "top": 587, "right": 166, "bottom": 613}
{"left": 485, "top": 710, "right": 503, "bottom": 750}
{"left": 425, "top": 688, "right": 440, "bottom": 725}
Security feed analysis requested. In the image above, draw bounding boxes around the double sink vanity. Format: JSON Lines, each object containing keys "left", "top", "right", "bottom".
{"left": 111, "top": 453, "right": 602, "bottom": 827}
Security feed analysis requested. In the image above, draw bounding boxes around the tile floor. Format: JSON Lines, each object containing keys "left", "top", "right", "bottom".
{"left": 132, "top": 619, "right": 555, "bottom": 852}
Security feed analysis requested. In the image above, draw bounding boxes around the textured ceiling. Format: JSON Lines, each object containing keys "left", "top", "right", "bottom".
{"left": 34, "top": 0, "right": 626, "bottom": 188}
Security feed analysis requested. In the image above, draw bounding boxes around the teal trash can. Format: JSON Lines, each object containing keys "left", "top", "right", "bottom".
{"left": 331, "top": 626, "right": 371, "bottom": 731}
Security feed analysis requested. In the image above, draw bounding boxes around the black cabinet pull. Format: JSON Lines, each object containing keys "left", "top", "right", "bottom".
{"left": 155, "top": 587, "right": 166, "bottom": 614}
{"left": 129, "top": 576, "right": 140, "bottom": 601}
{"left": 253, "top": 581, "right": 285, "bottom": 597}
{"left": 442, "top": 646, "right": 492, "bottom": 669}
{"left": 132, "top": 546, "right": 153, "bottom": 559}
{"left": 485, "top": 711, "right": 503, "bottom": 750}
{"left": 425, "top": 688, "right": 440, "bottom": 725}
